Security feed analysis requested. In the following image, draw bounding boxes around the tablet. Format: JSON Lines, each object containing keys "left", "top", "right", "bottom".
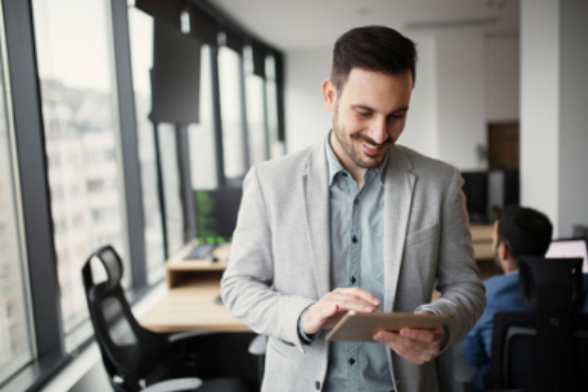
{"left": 325, "top": 311, "right": 452, "bottom": 342}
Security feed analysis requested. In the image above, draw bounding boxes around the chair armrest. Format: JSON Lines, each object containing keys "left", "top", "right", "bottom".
{"left": 248, "top": 335, "right": 267, "bottom": 356}
{"left": 142, "top": 377, "right": 202, "bottom": 392}
{"left": 167, "top": 331, "right": 215, "bottom": 344}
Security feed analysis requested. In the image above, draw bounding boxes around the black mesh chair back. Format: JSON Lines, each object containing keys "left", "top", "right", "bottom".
{"left": 483, "top": 256, "right": 588, "bottom": 392}
{"left": 82, "top": 245, "right": 169, "bottom": 391}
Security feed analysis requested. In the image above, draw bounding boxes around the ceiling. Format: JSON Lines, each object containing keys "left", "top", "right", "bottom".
{"left": 207, "top": 0, "right": 520, "bottom": 51}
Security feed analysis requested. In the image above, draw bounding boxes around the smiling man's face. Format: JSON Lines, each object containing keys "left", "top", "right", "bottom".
{"left": 324, "top": 67, "right": 413, "bottom": 173}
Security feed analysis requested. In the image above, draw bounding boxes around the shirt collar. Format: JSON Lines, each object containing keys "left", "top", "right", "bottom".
{"left": 324, "top": 131, "right": 389, "bottom": 187}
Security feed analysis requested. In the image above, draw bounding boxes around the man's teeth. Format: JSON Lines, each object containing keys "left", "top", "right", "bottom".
{"left": 363, "top": 142, "right": 377, "bottom": 149}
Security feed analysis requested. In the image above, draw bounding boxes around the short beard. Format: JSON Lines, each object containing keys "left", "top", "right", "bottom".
{"left": 332, "top": 105, "right": 394, "bottom": 169}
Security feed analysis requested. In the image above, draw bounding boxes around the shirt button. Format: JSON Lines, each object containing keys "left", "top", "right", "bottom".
{"left": 351, "top": 276, "right": 356, "bottom": 284}
{"left": 315, "top": 381, "right": 321, "bottom": 390}
{"left": 341, "top": 172, "right": 348, "bottom": 177}
{"left": 354, "top": 198, "right": 359, "bottom": 205}
{"left": 349, "top": 358, "right": 356, "bottom": 365}
{"left": 352, "top": 235, "right": 358, "bottom": 243}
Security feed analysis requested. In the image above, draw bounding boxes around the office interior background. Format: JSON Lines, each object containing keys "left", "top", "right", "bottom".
{"left": 0, "top": 0, "right": 587, "bottom": 391}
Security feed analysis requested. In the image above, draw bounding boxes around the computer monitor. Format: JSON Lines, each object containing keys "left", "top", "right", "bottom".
{"left": 194, "top": 187, "right": 242, "bottom": 244}
{"left": 461, "top": 171, "right": 488, "bottom": 222}
{"left": 545, "top": 239, "right": 588, "bottom": 273}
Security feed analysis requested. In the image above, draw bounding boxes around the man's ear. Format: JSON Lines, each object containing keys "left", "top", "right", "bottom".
{"left": 322, "top": 79, "right": 337, "bottom": 112}
{"left": 498, "top": 241, "right": 509, "bottom": 261}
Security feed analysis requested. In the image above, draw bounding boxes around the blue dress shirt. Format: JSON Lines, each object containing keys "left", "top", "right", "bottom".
{"left": 321, "top": 136, "right": 394, "bottom": 391}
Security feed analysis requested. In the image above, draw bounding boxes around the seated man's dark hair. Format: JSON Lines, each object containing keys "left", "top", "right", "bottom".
{"left": 331, "top": 25, "right": 417, "bottom": 92}
{"left": 496, "top": 205, "right": 553, "bottom": 262}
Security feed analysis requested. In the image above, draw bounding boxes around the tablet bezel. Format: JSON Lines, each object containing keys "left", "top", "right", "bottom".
{"left": 325, "top": 311, "right": 452, "bottom": 342}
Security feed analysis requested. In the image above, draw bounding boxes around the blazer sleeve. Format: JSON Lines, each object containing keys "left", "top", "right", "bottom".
{"left": 416, "top": 168, "right": 486, "bottom": 349}
{"left": 220, "top": 166, "right": 315, "bottom": 352}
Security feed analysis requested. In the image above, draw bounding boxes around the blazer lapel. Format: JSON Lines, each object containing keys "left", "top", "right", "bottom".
{"left": 301, "top": 142, "right": 331, "bottom": 298}
{"left": 383, "top": 146, "right": 415, "bottom": 312}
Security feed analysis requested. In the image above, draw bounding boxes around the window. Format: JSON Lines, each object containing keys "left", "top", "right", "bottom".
{"left": 158, "top": 124, "right": 185, "bottom": 255}
{"left": 32, "top": 0, "right": 130, "bottom": 346}
{"left": 128, "top": 6, "right": 165, "bottom": 283}
{"left": 265, "top": 55, "right": 284, "bottom": 159}
{"left": 189, "top": 44, "right": 218, "bottom": 190}
{"left": 219, "top": 45, "right": 246, "bottom": 180}
{"left": 0, "top": 5, "right": 33, "bottom": 383}
{"left": 244, "top": 46, "right": 268, "bottom": 166}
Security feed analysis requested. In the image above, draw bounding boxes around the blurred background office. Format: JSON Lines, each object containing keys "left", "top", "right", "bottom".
{"left": 0, "top": 0, "right": 587, "bottom": 391}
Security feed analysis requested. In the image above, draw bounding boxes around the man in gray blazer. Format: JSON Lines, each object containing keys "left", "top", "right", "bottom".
{"left": 221, "top": 26, "right": 485, "bottom": 392}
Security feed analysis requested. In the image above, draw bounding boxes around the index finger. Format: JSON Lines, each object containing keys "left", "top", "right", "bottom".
{"left": 334, "top": 286, "right": 381, "bottom": 306}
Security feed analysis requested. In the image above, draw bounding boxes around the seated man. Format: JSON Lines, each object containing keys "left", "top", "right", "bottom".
{"left": 462, "top": 205, "right": 588, "bottom": 391}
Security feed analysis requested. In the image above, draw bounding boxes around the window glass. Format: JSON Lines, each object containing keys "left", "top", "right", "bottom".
{"left": 189, "top": 44, "right": 218, "bottom": 190}
{"left": 218, "top": 46, "right": 246, "bottom": 179}
{"left": 244, "top": 47, "right": 268, "bottom": 166}
{"left": 32, "top": 0, "right": 130, "bottom": 341}
{"left": 128, "top": 6, "right": 165, "bottom": 284}
{"left": 158, "top": 124, "right": 184, "bottom": 255}
{"left": 0, "top": 7, "right": 33, "bottom": 383}
{"left": 265, "top": 55, "right": 284, "bottom": 159}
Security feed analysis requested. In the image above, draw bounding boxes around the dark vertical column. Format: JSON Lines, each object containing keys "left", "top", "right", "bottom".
{"left": 210, "top": 45, "right": 226, "bottom": 188}
{"left": 152, "top": 122, "right": 169, "bottom": 258}
{"left": 3, "top": 0, "right": 65, "bottom": 362}
{"left": 110, "top": 0, "right": 148, "bottom": 288}
{"left": 274, "top": 51, "right": 287, "bottom": 150}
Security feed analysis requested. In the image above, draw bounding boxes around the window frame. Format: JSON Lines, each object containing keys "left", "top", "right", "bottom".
{"left": 0, "top": 0, "right": 286, "bottom": 389}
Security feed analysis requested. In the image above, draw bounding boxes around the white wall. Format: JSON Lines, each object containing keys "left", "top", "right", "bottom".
{"left": 520, "top": 0, "right": 560, "bottom": 231}
{"left": 284, "top": 48, "right": 332, "bottom": 153}
{"left": 558, "top": 0, "right": 588, "bottom": 237}
{"left": 435, "top": 29, "right": 487, "bottom": 170}
{"left": 400, "top": 35, "right": 439, "bottom": 159}
{"left": 486, "top": 34, "right": 520, "bottom": 122}
{"left": 520, "top": 0, "right": 588, "bottom": 237}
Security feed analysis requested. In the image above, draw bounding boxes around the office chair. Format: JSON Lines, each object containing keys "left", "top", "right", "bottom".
{"left": 482, "top": 256, "right": 588, "bottom": 392}
{"left": 82, "top": 245, "right": 249, "bottom": 392}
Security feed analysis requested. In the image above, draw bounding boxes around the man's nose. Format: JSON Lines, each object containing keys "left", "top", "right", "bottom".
{"left": 367, "top": 117, "right": 388, "bottom": 145}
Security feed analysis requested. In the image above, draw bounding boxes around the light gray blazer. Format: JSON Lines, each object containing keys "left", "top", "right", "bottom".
{"left": 221, "top": 140, "right": 486, "bottom": 392}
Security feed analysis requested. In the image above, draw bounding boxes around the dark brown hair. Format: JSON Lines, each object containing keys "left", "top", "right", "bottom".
{"left": 331, "top": 25, "right": 417, "bottom": 92}
{"left": 496, "top": 205, "right": 553, "bottom": 262}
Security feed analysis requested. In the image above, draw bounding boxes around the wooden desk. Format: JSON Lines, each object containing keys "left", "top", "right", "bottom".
{"left": 471, "top": 223, "right": 494, "bottom": 261}
{"left": 470, "top": 223, "right": 501, "bottom": 279}
{"left": 139, "top": 241, "right": 250, "bottom": 333}
{"left": 141, "top": 224, "right": 497, "bottom": 332}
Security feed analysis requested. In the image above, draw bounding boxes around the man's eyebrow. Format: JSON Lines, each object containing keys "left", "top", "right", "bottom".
{"left": 351, "top": 104, "right": 373, "bottom": 111}
{"left": 351, "top": 104, "right": 409, "bottom": 113}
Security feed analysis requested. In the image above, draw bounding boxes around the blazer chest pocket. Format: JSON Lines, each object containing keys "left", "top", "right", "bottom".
{"left": 405, "top": 223, "right": 439, "bottom": 248}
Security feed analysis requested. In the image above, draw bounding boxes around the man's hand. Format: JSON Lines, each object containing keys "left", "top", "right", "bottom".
{"left": 302, "top": 287, "right": 381, "bottom": 335}
{"left": 373, "top": 311, "right": 446, "bottom": 365}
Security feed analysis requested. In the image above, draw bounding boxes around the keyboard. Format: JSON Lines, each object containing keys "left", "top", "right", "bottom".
{"left": 184, "top": 243, "right": 216, "bottom": 260}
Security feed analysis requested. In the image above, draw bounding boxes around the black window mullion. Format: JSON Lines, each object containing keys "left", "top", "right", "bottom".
{"left": 210, "top": 45, "right": 226, "bottom": 188}
{"left": 153, "top": 123, "right": 169, "bottom": 259}
{"left": 110, "top": 0, "right": 148, "bottom": 289}
{"left": 274, "top": 52, "right": 287, "bottom": 148}
{"left": 3, "top": 0, "right": 66, "bottom": 373}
